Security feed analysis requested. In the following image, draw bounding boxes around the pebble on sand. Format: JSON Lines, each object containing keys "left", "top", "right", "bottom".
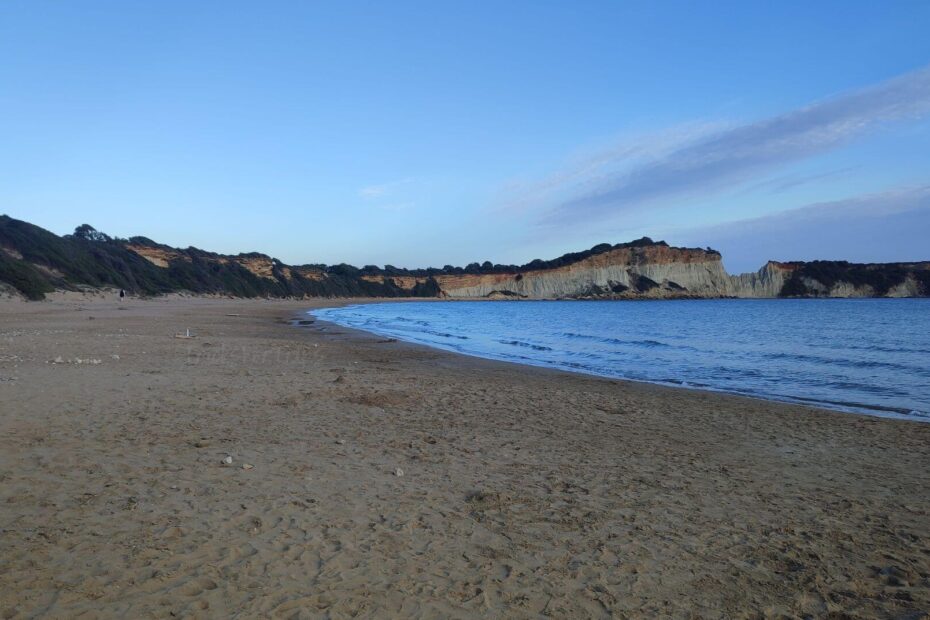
{"left": 394, "top": 468, "right": 404, "bottom": 477}
{"left": 223, "top": 456, "right": 233, "bottom": 465}
{"left": 242, "top": 463, "right": 254, "bottom": 470}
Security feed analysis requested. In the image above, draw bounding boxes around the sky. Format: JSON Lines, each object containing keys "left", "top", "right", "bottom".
{"left": 2, "top": 1, "right": 929, "bottom": 273}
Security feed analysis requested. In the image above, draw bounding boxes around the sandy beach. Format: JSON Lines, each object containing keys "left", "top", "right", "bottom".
{"left": 1, "top": 295, "right": 928, "bottom": 619}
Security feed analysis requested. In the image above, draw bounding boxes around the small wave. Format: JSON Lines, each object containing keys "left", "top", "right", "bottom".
{"left": 498, "top": 340, "right": 553, "bottom": 351}
{"left": 387, "top": 323, "right": 469, "bottom": 340}
{"left": 763, "top": 351, "right": 924, "bottom": 374}
{"left": 814, "top": 341, "right": 930, "bottom": 356}
{"left": 562, "top": 331, "right": 594, "bottom": 340}
{"left": 790, "top": 395, "right": 920, "bottom": 416}
{"left": 819, "top": 381, "right": 905, "bottom": 397}
{"left": 560, "top": 360, "right": 596, "bottom": 371}
{"left": 563, "top": 332, "right": 677, "bottom": 349}
{"left": 392, "top": 316, "right": 430, "bottom": 326}
{"left": 313, "top": 300, "right": 930, "bottom": 422}
{"left": 413, "top": 328, "right": 468, "bottom": 340}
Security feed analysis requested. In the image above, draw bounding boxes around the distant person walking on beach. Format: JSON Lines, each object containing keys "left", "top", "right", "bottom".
{"left": 119, "top": 289, "right": 125, "bottom": 300}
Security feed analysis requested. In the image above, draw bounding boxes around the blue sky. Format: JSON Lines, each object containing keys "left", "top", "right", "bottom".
{"left": 2, "top": 1, "right": 929, "bottom": 273}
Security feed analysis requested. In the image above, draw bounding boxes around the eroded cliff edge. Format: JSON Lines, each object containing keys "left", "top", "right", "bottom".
{"left": 2, "top": 215, "right": 928, "bottom": 300}
{"left": 427, "top": 248, "right": 930, "bottom": 300}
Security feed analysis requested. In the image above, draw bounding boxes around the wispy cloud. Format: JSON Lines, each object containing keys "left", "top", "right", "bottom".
{"left": 736, "top": 166, "right": 858, "bottom": 196}
{"left": 512, "top": 64, "right": 930, "bottom": 226}
{"left": 676, "top": 184, "right": 930, "bottom": 272}
{"left": 498, "top": 121, "right": 726, "bottom": 213}
{"left": 704, "top": 184, "right": 930, "bottom": 232}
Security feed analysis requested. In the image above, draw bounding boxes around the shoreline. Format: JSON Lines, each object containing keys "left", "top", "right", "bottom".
{"left": 309, "top": 300, "right": 928, "bottom": 424}
{"left": 8, "top": 287, "right": 929, "bottom": 305}
{"left": 2, "top": 295, "right": 929, "bottom": 617}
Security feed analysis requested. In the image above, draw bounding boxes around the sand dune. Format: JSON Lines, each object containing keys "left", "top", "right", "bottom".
{"left": 1, "top": 295, "right": 928, "bottom": 618}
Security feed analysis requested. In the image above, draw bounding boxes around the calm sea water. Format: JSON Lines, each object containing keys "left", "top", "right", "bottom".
{"left": 313, "top": 299, "right": 930, "bottom": 421}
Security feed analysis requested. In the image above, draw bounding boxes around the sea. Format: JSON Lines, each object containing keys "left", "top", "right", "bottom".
{"left": 312, "top": 299, "right": 930, "bottom": 421}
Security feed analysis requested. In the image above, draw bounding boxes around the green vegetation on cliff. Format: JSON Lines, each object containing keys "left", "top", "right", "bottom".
{"left": 778, "top": 261, "right": 930, "bottom": 297}
{"left": 0, "top": 216, "right": 436, "bottom": 300}
{"left": 1, "top": 216, "right": 679, "bottom": 300}
{"left": 1, "top": 215, "right": 927, "bottom": 300}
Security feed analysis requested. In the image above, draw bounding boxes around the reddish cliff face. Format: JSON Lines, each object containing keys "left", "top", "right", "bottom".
{"left": 124, "top": 236, "right": 732, "bottom": 299}
{"left": 127, "top": 245, "right": 284, "bottom": 280}
{"left": 765, "top": 261, "right": 802, "bottom": 272}
{"left": 126, "top": 244, "right": 190, "bottom": 268}
{"left": 232, "top": 257, "right": 277, "bottom": 280}
{"left": 7, "top": 215, "right": 925, "bottom": 300}
{"left": 121, "top": 235, "right": 929, "bottom": 300}
{"left": 581, "top": 244, "right": 719, "bottom": 268}
{"left": 384, "top": 276, "right": 430, "bottom": 290}
{"left": 434, "top": 272, "right": 514, "bottom": 291}
{"left": 428, "top": 245, "right": 727, "bottom": 299}
{"left": 124, "top": 240, "right": 338, "bottom": 287}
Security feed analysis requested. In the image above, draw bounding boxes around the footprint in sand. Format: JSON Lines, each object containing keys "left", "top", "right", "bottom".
{"left": 180, "top": 577, "right": 218, "bottom": 597}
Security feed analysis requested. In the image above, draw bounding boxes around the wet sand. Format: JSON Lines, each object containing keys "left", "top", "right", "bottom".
{"left": 1, "top": 295, "right": 928, "bottom": 618}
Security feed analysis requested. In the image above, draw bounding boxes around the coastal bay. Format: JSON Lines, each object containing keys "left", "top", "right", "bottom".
{"left": 1, "top": 295, "right": 928, "bottom": 618}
